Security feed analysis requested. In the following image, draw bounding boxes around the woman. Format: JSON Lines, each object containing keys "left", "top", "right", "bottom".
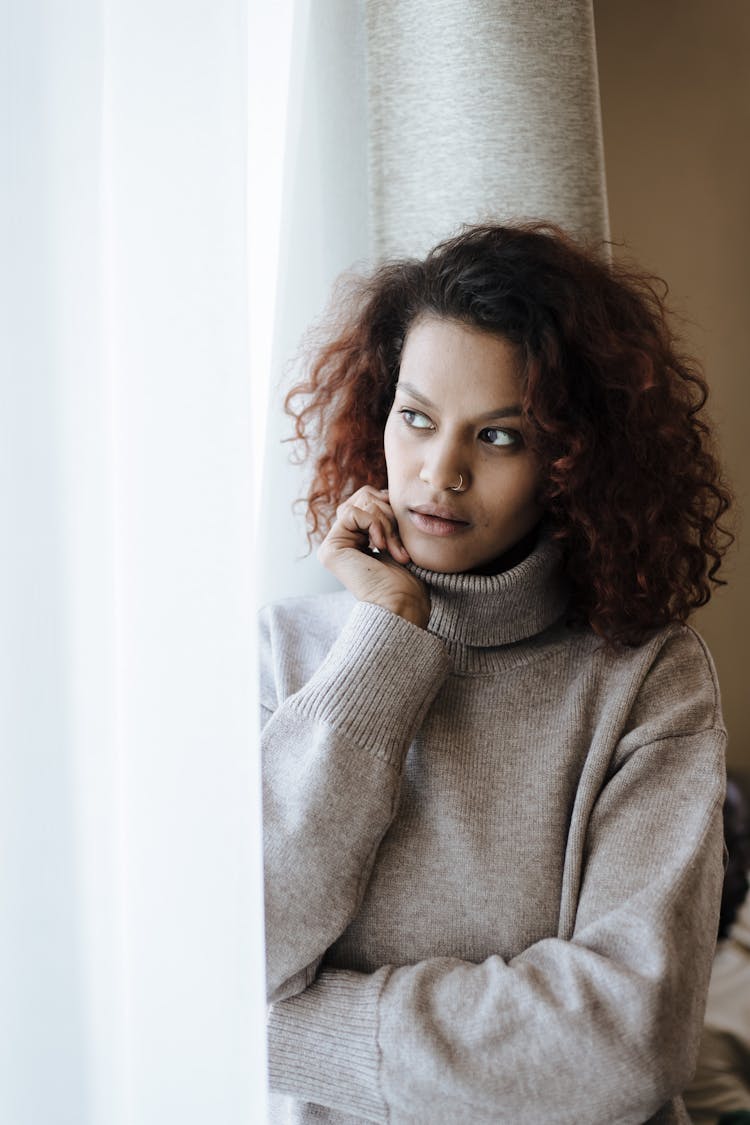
{"left": 261, "top": 223, "right": 733, "bottom": 1123}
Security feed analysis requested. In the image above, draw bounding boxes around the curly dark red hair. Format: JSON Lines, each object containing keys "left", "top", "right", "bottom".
{"left": 285, "top": 222, "right": 733, "bottom": 645}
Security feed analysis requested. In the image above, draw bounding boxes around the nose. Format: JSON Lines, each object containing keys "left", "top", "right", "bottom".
{"left": 419, "top": 440, "right": 469, "bottom": 493}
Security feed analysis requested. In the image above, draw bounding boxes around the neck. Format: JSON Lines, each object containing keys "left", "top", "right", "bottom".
{"left": 468, "top": 525, "right": 540, "bottom": 576}
{"left": 406, "top": 528, "right": 569, "bottom": 648}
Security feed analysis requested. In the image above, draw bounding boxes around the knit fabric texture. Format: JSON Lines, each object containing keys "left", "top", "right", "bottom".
{"left": 366, "top": 0, "right": 610, "bottom": 260}
{"left": 261, "top": 535, "right": 726, "bottom": 1124}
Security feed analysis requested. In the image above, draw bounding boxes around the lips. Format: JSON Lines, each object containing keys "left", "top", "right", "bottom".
{"left": 407, "top": 505, "right": 470, "bottom": 537}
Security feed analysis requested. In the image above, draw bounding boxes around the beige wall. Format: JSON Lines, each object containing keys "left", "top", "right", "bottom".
{"left": 594, "top": 0, "right": 750, "bottom": 768}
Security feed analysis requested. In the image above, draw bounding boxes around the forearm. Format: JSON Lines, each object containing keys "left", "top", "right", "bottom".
{"left": 263, "top": 600, "right": 450, "bottom": 1001}
{"left": 268, "top": 931, "right": 713, "bottom": 1124}
{"left": 267, "top": 730, "right": 726, "bottom": 1121}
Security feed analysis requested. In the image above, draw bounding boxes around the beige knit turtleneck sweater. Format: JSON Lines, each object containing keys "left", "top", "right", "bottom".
{"left": 261, "top": 536, "right": 726, "bottom": 1124}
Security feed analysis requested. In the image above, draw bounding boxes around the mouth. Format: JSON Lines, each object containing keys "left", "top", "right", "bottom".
{"left": 407, "top": 505, "right": 471, "bottom": 537}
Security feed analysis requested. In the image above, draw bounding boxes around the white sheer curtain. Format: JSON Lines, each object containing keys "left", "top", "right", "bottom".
{"left": 257, "top": 0, "right": 370, "bottom": 608}
{"left": 3, "top": 2, "right": 266, "bottom": 1123}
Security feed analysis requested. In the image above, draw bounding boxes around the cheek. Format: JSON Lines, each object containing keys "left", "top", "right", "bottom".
{"left": 382, "top": 418, "right": 395, "bottom": 476}
{"left": 514, "top": 454, "right": 543, "bottom": 503}
{"left": 483, "top": 463, "right": 542, "bottom": 525}
{"left": 383, "top": 416, "right": 407, "bottom": 483}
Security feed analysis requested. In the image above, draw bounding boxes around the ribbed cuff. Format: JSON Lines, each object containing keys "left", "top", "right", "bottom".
{"left": 291, "top": 601, "right": 450, "bottom": 766}
{"left": 267, "top": 967, "right": 391, "bottom": 1122}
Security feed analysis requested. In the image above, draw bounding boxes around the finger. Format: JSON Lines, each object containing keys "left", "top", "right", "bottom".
{"left": 358, "top": 505, "right": 408, "bottom": 563}
{"left": 368, "top": 518, "right": 388, "bottom": 553}
{"left": 363, "top": 493, "right": 398, "bottom": 526}
{"left": 331, "top": 496, "right": 408, "bottom": 563}
{"left": 337, "top": 493, "right": 377, "bottom": 524}
{"left": 362, "top": 498, "right": 408, "bottom": 561}
{"left": 345, "top": 485, "right": 382, "bottom": 510}
{"left": 334, "top": 504, "right": 384, "bottom": 544}
{"left": 338, "top": 494, "right": 390, "bottom": 533}
{"left": 343, "top": 486, "right": 391, "bottom": 519}
{"left": 385, "top": 525, "right": 410, "bottom": 563}
{"left": 337, "top": 486, "right": 377, "bottom": 518}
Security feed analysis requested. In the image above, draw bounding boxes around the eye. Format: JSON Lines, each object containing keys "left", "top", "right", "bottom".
{"left": 399, "top": 408, "right": 434, "bottom": 430}
{"left": 480, "top": 427, "right": 521, "bottom": 448}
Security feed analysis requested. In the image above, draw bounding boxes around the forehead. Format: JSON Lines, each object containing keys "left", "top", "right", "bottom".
{"left": 398, "top": 316, "right": 522, "bottom": 404}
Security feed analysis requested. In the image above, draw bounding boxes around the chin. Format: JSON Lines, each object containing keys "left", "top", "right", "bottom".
{"left": 404, "top": 525, "right": 540, "bottom": 575}
{"left": 404, "top": 540, "right": 482, "bottom": 574}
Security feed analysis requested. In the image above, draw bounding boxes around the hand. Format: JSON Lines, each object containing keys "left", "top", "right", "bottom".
{"left": 318, "top": 487, "right": 430, "bottom": 628}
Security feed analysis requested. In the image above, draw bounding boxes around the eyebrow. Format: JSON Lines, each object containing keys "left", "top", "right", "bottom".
{"left": 395, "top": 381, "right": 523, "bottom": 421}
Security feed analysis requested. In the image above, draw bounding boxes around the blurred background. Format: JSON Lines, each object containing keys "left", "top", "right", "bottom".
{"left": 595, "top": 0, "right": 749, "bottom": 772}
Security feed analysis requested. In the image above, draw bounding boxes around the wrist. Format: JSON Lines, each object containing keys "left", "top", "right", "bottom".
{"left": 369, "top": 593, "right": 430, "bottom": 629}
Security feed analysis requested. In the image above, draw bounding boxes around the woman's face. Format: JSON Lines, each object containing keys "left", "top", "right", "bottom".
{"left": 383, "top": 316, "right": 542, "bottom": 573}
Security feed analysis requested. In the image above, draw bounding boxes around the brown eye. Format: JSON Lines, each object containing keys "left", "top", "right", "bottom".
{"left": 399, "top": 408, "right": 433, "bottom": 430}
{"left": 481, "top": 427, "right": 518, "bottom": 447}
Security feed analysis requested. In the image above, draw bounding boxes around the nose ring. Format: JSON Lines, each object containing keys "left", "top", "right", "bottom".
{"left": 448, "top": 474, "right": 464, "bottom": 493}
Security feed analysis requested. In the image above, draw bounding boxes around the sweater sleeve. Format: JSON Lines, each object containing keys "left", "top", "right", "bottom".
{"left": 262, "top": 598, "right": 451, "bottom": 1003}
{"left": 267, "top": 721, "right": 727, "bottom": 1124}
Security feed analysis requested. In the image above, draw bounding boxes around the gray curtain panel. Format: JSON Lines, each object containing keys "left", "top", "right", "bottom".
{"left": 366, "top": 0, "right": 610, "bottom": 259}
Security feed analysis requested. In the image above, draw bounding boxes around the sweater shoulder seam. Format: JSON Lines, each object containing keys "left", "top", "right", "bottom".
{"left": 626, "top": 724, "right": 727, "bottom": 753}
{"left": 681, "top": 623, "right": 722, "bottom": 724}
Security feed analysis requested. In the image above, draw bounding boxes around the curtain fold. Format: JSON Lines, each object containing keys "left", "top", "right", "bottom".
{"left": 258, "top": 0, "right": 370, "bottom": 608}
{"left": 3, "top": 3, "right": 264, "bottom": 1122}
{"left": 366, "top": 0, "right": 610, "bottom": 259}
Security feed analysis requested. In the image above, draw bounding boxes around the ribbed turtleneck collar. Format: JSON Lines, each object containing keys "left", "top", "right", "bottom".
{"left": 407, "top": 532, "right": 569, "bottom": 648}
